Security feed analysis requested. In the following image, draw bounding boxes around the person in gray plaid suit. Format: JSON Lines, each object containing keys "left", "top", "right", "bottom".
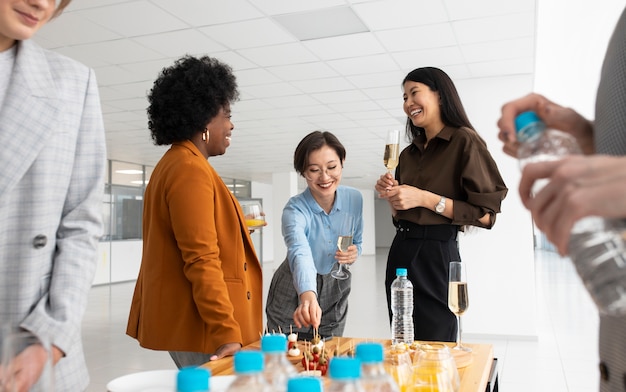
{"left": 0, "top": 0, "right": 106, "bottom": 390}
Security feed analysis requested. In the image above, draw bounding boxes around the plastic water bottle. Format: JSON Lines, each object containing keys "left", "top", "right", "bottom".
{"left": 516, "top": 111, "right": 626, "bottom": 315}
{"left": 260, "top": 334, "right": 297, "bottom": 391}
{"left": 327, "top": 357, "right": 364, "bottom": 392}
{"left": 177, "top": 367, "right": 210, "bottom": 392}
{"left": 226, "top": 351, "right": 270, "bottom": 392}
{"left": 390, "top": 268, "right": 414, "bottom": 344}
{"left": 287, "top": 377, "right": 323, "bottom": 392}
{"left": 355, "top": 342, "right": 399, "bottom": 392}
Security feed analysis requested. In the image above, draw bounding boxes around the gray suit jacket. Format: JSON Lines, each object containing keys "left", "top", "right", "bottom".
{"left": 0, "top": 40, "right": 106, "bottom": 391}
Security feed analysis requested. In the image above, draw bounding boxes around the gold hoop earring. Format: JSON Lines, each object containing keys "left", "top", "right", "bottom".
{"left": 202, "top": 128, "right": 210, "bottom": 143}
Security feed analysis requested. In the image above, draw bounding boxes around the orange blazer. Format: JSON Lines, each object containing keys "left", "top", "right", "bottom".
{"left": 127, "top": 140, "right": 263, "bottom": 353}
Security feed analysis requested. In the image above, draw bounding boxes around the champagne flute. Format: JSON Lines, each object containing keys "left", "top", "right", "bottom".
{"left": 448, "top": 261, "right": 471, "bottom": 352}
{"left": 1, "top": 328, "right": 55, "bottom": 392}
{"left": 331, "top": 214, "right": 353, "bottom": 280}
{"left": 383, "top": 129, "right": 400, "bottom": 173}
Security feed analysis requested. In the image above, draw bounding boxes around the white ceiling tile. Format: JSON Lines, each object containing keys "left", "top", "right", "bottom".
{"left": 105, "top": 98, "right": 148, "bottom": 112}
{"left": 266, "top": 62, "right": 339, "bottom": 81}
{"left": 346, "top": 71, "right": 404, "bottom": 88}
{"left": 452, "top": 12, "right": 535, "bottom": 45}
{"left": 247, "top": 0, "right": 347, "bottom": 15}
{"left": 241, "top": 83, "right": 303, "bottom": 98}
{"left": 232, "top": 99, "right": 275, "bottom": 112}
{"left": 120, "top": 59, "right": 176, "bottom": 82}
{"left": 78, "top": 1, "right": 188, "bottom": 37}
{"left": 107, "top": 81, "right": 154, "bottom": 99}
{"left": 262, "top": 95, "right": 321, "bottom": 108}
{"left": 375, "top": 23, "right": 457, "bottom": 52}
{"left": 58, "top": 40, "right": 164, "bottom": 66}
{"left": 235, "top": 68, "right": 282, "bottom": 86}
{"left": 468, "top": 57, "right": 534, "bottom": 78}
{"left": 132, "top": 29, "right": 226, "bottom": 58}
{"left": 444, "top": 0, "right": 535, "bottom": 20}
{"left": 151, "top": 0, "right": 263, "bottom": 26}
{"left": 331, "top": 100, "right": 382, "bottom": 113}
{"left": 304, "top": 32, "right": 385, "bottom": 60}
{"left": 327, "top": 54, "right": 400, "bottom": 75}
{"left": 211, "top": 51, "right": 258, "bottom": 71}
{"left": 291, "top": 77, "right": 355, "bottom": 93}
{"left": 37, "top": 13, "right": 120, "bottom": 47}
{"left": 392, "top": 46, "right": 465, "bottom": 70}
{"left": 237, "top": 43, "right": 318, "bottom": 67}
{"left": 199, "top": 19, "right": 296, "bottom": 49}
{"left": 311, "top": 90, "right": 370, "bottom": 104}
{"left": 363, "top": 86, "right": 401, "bottom": 100}
{"left": 462, "top": 37, "right": 534, "bottom": 63}
{"left": 354, "top": 0, "right": 448, "bottom": 30}
{"left": 94, "top": 65, "right": 143, "bottom": 86}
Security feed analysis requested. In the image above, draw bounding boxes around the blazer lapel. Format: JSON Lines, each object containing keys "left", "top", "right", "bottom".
{"left": 0, "top": 40, "right": 59, "bottom": 198}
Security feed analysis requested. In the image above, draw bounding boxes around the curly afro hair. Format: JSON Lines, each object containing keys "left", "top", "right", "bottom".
{"left": 147, "top": 55, "right": 239, "bottom": 145}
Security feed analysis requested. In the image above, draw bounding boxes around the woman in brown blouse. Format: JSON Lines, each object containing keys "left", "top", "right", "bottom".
{"left": 375, "top": 67, "right": 508, "bottom": 342}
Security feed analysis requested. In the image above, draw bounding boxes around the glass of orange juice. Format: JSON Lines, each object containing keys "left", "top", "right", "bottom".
{"left": 383, "top": 348, "right": 412, "bottom": 391}
{"left": 240, "top": 200, "right": 265, "bottom": 230}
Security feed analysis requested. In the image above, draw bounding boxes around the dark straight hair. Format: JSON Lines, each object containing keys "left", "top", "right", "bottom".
{"left": 402, "top": 67, "right": 474, "bottom": 140}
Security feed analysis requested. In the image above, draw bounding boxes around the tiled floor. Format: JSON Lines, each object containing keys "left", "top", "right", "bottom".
{"left": 83, "top": 248, "right": 599, "bottom": 391}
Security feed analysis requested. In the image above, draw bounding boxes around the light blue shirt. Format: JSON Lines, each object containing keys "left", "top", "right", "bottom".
{"left": 282, "top": 185, "right": 364, "bottom": 295}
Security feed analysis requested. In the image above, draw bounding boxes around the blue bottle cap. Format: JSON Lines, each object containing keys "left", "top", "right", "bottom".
{"left": 261, "top": 334, "right": 288, "bottom": 353}
{"left": 329, "top": 357, "right": 361, "bottom": 380}
{"left": 177, "top": 367, "right": 210, "bottom": 392}
{"left": 287, "top": 376, "right": 323, "bottom": 392}
{"left": 514, "top": 111, "right": 546, "bottom": 143}
{"left": 355, "top": 342, "right": 384, "bottom": 363}
{"left": 396, "top": 268, "right": 407, "bottom": 277}
{"left": 233, "top": 350, "right": 264, "bottom": 373}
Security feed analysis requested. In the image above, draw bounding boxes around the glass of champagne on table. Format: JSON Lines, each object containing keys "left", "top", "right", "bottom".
{"left": 448, "top": 261, "right": 471, "bottom": 352}
{"left": 384, "top": 129, "right": 400, "bottom": 173}
{"left": 331, "top": 213, "right": 353, "bottom": 280}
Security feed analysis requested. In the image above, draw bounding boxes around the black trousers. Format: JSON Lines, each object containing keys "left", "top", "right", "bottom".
{"left": 385, "top": 220, "right": 460, "bottom": 342}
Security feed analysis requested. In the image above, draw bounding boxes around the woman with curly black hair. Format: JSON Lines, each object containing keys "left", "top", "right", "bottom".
{"left": 126, "top": 55, "right": 263, "bottom": 368}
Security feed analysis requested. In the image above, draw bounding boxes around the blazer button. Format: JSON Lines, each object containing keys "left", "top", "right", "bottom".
{"left": 599, "top": 361, "right": 609, "bottom": 381}
{"left": 247, "top": 291, "right": 251, "bottom": 300}
{"left": 244, "top": 263, "right": 247, "bottom": 271}
{"left": 33, "top": 235, "right": 47, "bottom": 249}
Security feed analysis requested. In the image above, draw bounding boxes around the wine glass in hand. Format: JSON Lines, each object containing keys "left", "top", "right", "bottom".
{"left": 331, "top": 214, "right": 354, "bottom": 280}
{"left": 383, "top": 129, "right": 400, "bottom": 173}
{"left": 448, "top": 261, "right": 471, "bottom": 352}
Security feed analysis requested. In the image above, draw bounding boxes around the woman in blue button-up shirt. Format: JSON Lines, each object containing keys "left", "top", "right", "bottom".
{"left": 266, "top": 131, "right": 364, "bottom": 340}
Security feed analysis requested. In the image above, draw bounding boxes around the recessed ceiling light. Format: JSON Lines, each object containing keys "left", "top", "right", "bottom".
{"left": 274, "top": 6, "right": 369, "bottom": 41}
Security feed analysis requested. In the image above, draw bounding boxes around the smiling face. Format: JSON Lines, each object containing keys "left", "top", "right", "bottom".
{"left": 0, "top": 0, "right": 57, "bottom": 51}
{"left": 402, "top": 81, "right": 444, "bottom": 133}
{"left": 206, "top": 105, "right": 234, "bottom": 157}
{"left": 304, "top": 145, "right": 342, "bottom": 204}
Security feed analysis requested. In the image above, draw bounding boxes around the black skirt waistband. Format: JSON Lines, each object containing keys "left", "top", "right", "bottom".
{"left": 396, "top": 220, "right": 458, "bottom": 241}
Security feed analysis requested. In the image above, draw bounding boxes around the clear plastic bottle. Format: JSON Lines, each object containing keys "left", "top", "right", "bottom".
{"left": 177, "top": 367, "right": 210, "bottom": 392}
{"left": 327, "top": 357, "right": 364, "bottom": 392}
{"left": 390, "top": 268, "right": 414, "bottom": 344}
{"left": 287, "top": 376, "right": 323, "bottom": 392}
{"left": 226, "top": 350, "right": 270, "bottom": 392}
{"left": 355, "top": 342, "right": 399, "bottom": 392}
{"left": 260, "top": 334, "right": 297, "bottom": 392}
{"left": 515, "top": 111, "right": 626, "bottom": 315}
